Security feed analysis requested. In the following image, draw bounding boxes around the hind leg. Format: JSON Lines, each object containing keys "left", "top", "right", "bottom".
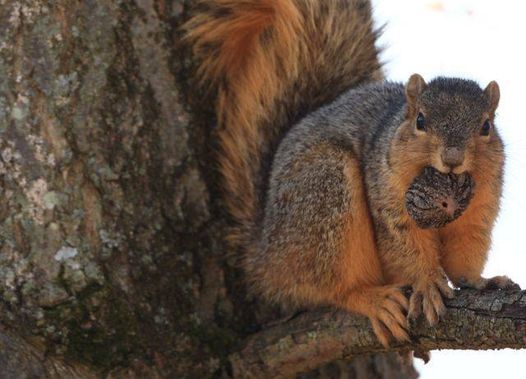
{"left": 331, "top": 157, "right": 409, "bottom": 346}
{"left": 259, "top": 145, "right": 408, "bottom": 345}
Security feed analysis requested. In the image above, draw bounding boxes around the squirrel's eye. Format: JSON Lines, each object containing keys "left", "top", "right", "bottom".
{"left": 416, "top": 112, "right": 426, "bottom": 131}
{"left": 481, "top": 119, "right": 491, "bottom": 136}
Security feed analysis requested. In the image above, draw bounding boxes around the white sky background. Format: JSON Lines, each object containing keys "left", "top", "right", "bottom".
{"left": 371, "top": 0, "right": 526, "bottom": 377}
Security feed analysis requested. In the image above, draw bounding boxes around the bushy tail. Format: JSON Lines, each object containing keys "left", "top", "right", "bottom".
{"left": 184, "top": 0, "right": 382, "bottom": 246}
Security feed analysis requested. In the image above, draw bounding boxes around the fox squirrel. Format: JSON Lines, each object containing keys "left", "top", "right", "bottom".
{"left": 184, "top": 0, "right": 517, "bottom": 347}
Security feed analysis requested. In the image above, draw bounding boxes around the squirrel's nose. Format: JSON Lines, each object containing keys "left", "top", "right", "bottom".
{"left": 441, "top": 147, "right": 464, "bottom": 169}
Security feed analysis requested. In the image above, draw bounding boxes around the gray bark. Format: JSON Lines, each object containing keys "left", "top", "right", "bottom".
{"left": 0, "top": 0, "right": 223, "bottom": 377}
{"left": 231, "top": 289, "right": 526, "bottom": 378}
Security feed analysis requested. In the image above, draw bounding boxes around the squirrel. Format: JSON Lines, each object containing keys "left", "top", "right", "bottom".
{"left": 184, "top": 0, "right": 517, "bottom": 347}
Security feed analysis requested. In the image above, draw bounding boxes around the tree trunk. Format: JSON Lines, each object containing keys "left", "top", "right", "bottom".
{"left": 0, "top": 1, "right": 520, "bottom": 378}
{"left": 0, "top": 0, "right": 226, "bottom": 376}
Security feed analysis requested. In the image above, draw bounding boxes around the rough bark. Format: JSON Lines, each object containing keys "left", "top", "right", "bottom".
{"left": 0, "top": 0, "right": 522, "bottom": 378}
{"left": 230, "top": 289, "right": 526, "bottom": 378}
{"left": 0, "top": 0, "right": 228, "bottom": 377}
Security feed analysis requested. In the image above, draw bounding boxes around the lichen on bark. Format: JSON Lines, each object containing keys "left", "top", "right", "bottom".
{"left": 0, "top": 0, "right": 225, "bottom": 376}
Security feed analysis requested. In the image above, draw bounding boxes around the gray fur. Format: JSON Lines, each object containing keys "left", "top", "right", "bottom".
{"left": 247, "top": 77, "right": 504, "bottom": 302}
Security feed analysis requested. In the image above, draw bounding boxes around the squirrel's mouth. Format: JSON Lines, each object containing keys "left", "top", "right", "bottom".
{"left": 405, "top": 166, "right": 475, "bottom": 229}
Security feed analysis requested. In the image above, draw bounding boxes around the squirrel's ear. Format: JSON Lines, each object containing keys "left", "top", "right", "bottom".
{"left": 484, "top": 81, "right": 500, "bottom": 117}
{"left": 405, "top": 73, "right": 427, "bottom": 117}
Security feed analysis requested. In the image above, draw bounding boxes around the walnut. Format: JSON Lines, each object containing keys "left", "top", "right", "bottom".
{"left": 405, "top": 166, "right": 475, "bottom": 229}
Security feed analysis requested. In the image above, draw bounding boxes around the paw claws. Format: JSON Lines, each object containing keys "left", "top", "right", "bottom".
{"left": 409, "top": 275, "right": 450, "bottom": 327}
{"left": 368, "top": 286, "right": 411, "bottom": 346}
{"left": 414, "top": 349, "right": 431, "bottom": 364}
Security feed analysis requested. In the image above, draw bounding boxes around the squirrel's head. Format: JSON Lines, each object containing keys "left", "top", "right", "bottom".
{"left": 393, "top": 74, "right": 503, "bottom": 179}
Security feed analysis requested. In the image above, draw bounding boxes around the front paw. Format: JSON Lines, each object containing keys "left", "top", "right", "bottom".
{"left": 408, "top": 271, "right": 454, "bottom": 326}
{"left": 458, "top": 275, "right": 520, "bottom": 291}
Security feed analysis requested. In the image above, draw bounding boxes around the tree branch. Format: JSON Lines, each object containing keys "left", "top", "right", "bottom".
{"left": 229, "top": 289, "right": 526, "bottom": 378}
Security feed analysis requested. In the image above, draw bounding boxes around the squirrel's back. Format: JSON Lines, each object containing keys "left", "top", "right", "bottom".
{"left": 280, "top": 82, "right": 406, "bottom": 154}
{"left": 184, "top": 0, "right": 383, "bottom": 246}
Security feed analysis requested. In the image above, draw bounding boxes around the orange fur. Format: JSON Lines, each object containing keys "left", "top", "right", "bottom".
{"left": 439, "top": 173, "right": 500, "bottom": 285}
{"left": 185, "top": 0, "right": 302, "bottom": 235}
{"left": 340, "top": 158, "right": 384, "bottom": 289}
{"left": 184, "top": 0, "right": 382, "bottom": 245}
{"left": 332, "top": 156, "right": 409, "bottom": 347}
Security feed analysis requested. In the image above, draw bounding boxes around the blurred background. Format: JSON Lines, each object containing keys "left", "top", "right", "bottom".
{"left": 371, "top": 0, "right": 526, "bottom": 377}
